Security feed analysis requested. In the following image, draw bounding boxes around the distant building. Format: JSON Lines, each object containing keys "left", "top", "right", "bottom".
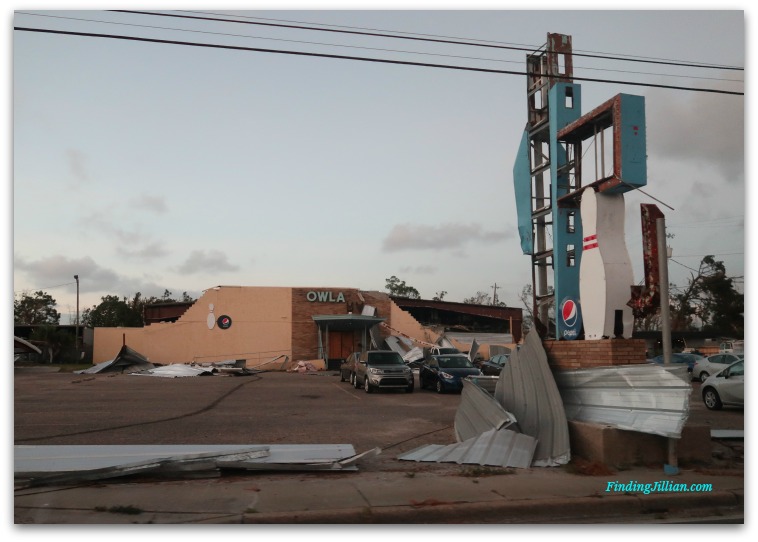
{"left": 94, "top": 286, "right": 522, "bottom": 369}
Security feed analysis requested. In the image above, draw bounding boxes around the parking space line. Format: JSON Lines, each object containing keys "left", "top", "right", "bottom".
{"left": 333, "top": 383, "right": 362, "bottom": 400}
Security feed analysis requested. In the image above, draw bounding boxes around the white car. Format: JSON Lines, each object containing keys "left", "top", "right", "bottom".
{"left": 692, "top": 353, "right": 744, "bottom": 383}
{"left": 702, "top": 360, "right": 744, "bottom": 410}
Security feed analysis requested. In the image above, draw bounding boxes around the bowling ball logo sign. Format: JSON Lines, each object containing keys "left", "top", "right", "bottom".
{"left": 217, "top": 315, "right": 232, "bottom": 330}
{"left": 559, "top": 298, "right": 582, "bottom": 340}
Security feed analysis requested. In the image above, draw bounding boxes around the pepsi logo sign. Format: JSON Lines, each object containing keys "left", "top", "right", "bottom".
{"left": 559, "top": 297, "right": 582, "bottom": 340}
{"left": 217, "top": 315, "right": 232, "bottom": 330}
{"left": 562, "top": 299, "right": 578, "bottom": 327}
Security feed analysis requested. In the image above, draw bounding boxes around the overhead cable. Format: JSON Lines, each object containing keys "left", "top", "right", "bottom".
{"left": 14, "top": 11, "right": 744, "bottom": 83}
{"left": 13, "top": 27, "right": 745, "bottom": 96}
{"left": 113, "top": 10, "right": 743, "bottom": 71}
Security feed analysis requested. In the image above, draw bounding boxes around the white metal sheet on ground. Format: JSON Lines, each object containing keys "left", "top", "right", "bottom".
{"left": 15, "top": 444, "right": 357, "bottom": 476}
{"left": 711, "top": 430, "right": 744, "bottom": 439}
{"left": 454, "top": 379, "right": 517, "bottom": 442}
{"left": 398, "top": 428, "right": 536, "bottom": 469}
{"left": 131, "top": 365, "right": 215, "bottom": 377}
{"left": 554, "top": 364, "right": 690, "bottom": 438}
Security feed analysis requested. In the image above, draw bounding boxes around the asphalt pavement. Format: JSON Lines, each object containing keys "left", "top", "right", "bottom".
{"left": 13, "top": 368, "right": 746, "bottom": 525}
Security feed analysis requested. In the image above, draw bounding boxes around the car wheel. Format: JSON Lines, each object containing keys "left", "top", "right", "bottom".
{"left": 352, "top": 374, "right": 360, "bottom": 389}
{"left": 340, "top": 372, "right": 346, "bottom": 382}
{"left": 699, "top": 371, "right": 710, "bottom": 383}
{"left": 406, "top": 383, "right": 414, "bottom": 393}
{"left": 703, "top": 387, "right": 723, "bottom": 410}
{"left": 364, "top": 377, "right": 373, "bottom": 393}
{"left": 435, "top": 380, "right": 444, "bottom": 394}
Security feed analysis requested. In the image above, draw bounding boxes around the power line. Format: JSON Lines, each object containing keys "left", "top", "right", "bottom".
{"left": 13, "top": 27, "right": 745, "bottom": 96}
{"left": 116, "top": 10, "right": 743, "bottom": 71}
{"left": 180, "top": 9, "right": 742, "bottom": 69}
{"left": 15, "top": 11, "right": 743, "bottom": 84}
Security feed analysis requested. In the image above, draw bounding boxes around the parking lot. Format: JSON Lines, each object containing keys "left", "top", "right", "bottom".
{"left": 14, "top": 369, "right": 743, "bottom": 472}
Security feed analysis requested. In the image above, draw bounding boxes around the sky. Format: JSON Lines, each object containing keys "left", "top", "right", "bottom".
{"left": 6, "top": 3, "right": 748, "bottom": 325}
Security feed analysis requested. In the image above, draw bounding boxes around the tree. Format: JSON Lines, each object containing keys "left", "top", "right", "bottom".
{"left": 82, "top": 295, "right": 142, "bottom": 328}
{"left": 463, "top": 291, "right": 492, "bottom": 305}
{"left": 29, "top": 325, "right": 74, "bottom": 363}
{"left": 432, "top": 291, "right": 447, "bottom": 301}
{"left": 14, "top": 291, "right": 60, "bottom": 325}
{"left": 669, "top": 256, "right": 743, "bottom": 336}
{"left": 385, "top": 276, "right": 420, "bottom": 299}
{"left": 518, "top": 284, "right": 534, "bottom": 333}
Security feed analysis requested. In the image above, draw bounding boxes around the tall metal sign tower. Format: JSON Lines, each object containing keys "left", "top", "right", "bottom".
{"left": 513, "top": 33, "right": 648, "bottom": 340}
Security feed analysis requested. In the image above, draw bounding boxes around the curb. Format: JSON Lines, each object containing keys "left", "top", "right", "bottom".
{"left": 242, "top": 490, "right": 742, "bottom": 524}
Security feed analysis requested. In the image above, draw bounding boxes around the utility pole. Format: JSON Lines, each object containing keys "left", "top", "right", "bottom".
{"left": 491, "top": 283, "right": 500, "bottom": 306}
{"left": 656, "top": 218, "right": 677, "bottom": 471}
{"left": 74, "top": 275, "right": 80, "bottom": 360}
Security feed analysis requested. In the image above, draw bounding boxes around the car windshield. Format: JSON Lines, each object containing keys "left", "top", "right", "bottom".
{"left": 367, "top": 352, "right": 404, "bottom": 365}
{"left": 435, "top": 355, "right": 473, "bottom": 369}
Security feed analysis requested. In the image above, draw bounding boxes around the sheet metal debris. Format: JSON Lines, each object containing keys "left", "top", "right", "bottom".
{"left": 711, "top": 430, "right": 744, "bottom": 439}
{"left": 132, "top": 365, "right": 216, "bottom": 378}
{"left": 398, "top": 428, "right": 537, "bottom": 469}
{"left": 494, "top": 330, "right": 571, "bottom": 467}
{"left": 75, "top": 345, "right": 154, "bottom": 375}
{"left": 15, "top": 444, "right": 374, "bottom": 487}
{"left": 454, "top": 379, "right": 517, "bottom": 442}
{"left": 553, "top": 364, "right": 691, "bottom": 438}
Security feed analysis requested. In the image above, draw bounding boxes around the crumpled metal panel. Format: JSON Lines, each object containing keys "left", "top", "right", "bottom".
{"left": 398, "top": 428, "right": 536, "bottom": 469}
{"left": 455, "top": 379, "right": 517, "bottom": 442}
{"left": 76, "top": 345, "right": 154, "bottom": 374}
{"left": 131, "top": 365, "right": 216, "bottom": 378}
{"left": 553, "top": 364, "right": 691, "bottom": 438}
{"left": 494, "top": 330, "right": 571, "bottom": 467}
{"left": 15, "top": 444, "right": 362, "bottom": 486}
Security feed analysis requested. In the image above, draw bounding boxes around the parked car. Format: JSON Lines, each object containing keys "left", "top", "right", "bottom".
{"left": 720, "top": 340, "right": 744, "bottom": 355}
{"left": 480, "top": 354, "right": 509, "bottom": 376}
{"left": 702, "top": 359, "right": 744, "bottom": 410}
{"left": 419, "top": 353, "right": 482, "bottom": 393}
{"left": 339, "top": 351, "right": 361, "bottom": 383}
{"left": 352, "top": 350, "right": 414, "bottom": 393}
{"left": 648, "top": 352, "right": 705, "bottom": 375}
{"left": 692, "top": 353, "right": 744, "bottom": 383}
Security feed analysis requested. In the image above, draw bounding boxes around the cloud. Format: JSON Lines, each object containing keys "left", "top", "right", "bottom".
{"left": 15, "top": 255, "right": 121, "bottom": 293}
{"left": 175, "top": 250, "right": 240, "bottom": 274}
{"left": 382, "top": 222, "right": 510, "bottom": 252}
{"left": 130, "top": 194, "right": 168, "bottom": 214}
{"left": 78, "top": 211, "right": 168, "bottom": 261}
{"left": 116, "top": 241, "right": 171, "bottom": 261}
{"left": 647, "top": 79, "right": 744, "bottom": 181}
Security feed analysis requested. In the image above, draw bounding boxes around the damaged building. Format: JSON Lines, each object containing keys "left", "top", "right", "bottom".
{"left": 93, "top": 286, "right": 522, "bottom": 371}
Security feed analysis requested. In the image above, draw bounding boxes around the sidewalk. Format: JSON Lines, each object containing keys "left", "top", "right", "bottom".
{"left": 14, "top": 463, "right": 744, "bottom": 524}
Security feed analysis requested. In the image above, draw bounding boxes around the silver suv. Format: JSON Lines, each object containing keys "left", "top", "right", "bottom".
{"left": 353, "top": 350, "right": 414, "bottom": 393}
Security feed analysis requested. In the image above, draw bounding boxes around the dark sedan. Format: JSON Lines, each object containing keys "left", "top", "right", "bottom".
{"left": 419, "top": 354, "right": 482, "bottom": 393}
{"left": 480, "top": 353, "right": 509, "bottom": 376}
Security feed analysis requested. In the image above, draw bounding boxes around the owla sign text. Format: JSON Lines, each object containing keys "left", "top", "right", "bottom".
{"left": 306, "top": 291, "right": 346, "bottom": 303}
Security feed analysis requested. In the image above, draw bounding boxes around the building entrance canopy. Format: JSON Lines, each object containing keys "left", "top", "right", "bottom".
{"left": 312, "top": 315, "right": 386, "bottom": 369}
{"left": 311, "top": 315, "right": 385, "bottom": 331}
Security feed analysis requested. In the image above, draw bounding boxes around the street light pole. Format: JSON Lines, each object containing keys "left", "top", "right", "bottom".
{"left": 74, "top": 275, "right": 80, "bottom": 360}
